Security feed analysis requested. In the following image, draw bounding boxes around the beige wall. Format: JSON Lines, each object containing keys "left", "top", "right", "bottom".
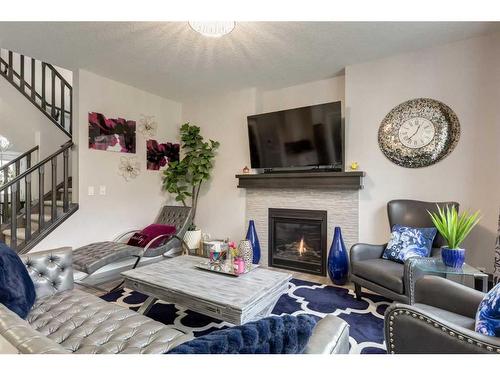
{"left": 346, "top": 32, "right": 500, "bottom": 272}
{"left": 0, "top": 76, "right": 69, "bottom": 159}
{"left": 33, "top": 69, "right": 181, "bottom": 250}
{"left": 181, "top": 88, "right": 258, "bottom": 242}
{"left": 261, "top": 76, "right": 345, "bottom": 114}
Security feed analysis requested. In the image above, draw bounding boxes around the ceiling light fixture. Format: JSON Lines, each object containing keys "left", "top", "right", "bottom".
{"left": 188, "top": 21, "right": 235, "bottom": 38}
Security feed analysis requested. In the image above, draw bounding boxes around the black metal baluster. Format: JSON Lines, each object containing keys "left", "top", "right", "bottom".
{"left": 1, "top": 189, "right": 7, "bottom": 225}
{"left": 38, "top": 166, "right": 45, "bottom": 230}
{"left": 31, "top": 58, "right": 36, "bottom": 101}
{"left": 15, "top": 160, "right": 21, "bottom": 213}
{"left": 10, "top": 185, "right": 17, "bottom": 249}
{"left": 51, "top": 157, "right": 57, "bottom": 222}
{"left": 20, "top": 55, "right": 25, "bottom": 91}
{"left": 69, "top": 85, "right": 73, "bottom": 135}
{"left": 51, "top": 72, "right": 56, "bottom": 120}
{"left": 63, "top": 149, "right": 69, "bottom": 213}
{"left": 41, "top": 63, "right": 46, "bottom": 110}
{"left": 8, "top": 50, "right": 13, "bottom": 81}
{"left": 25, "top": 175, "right": 32, "bottom": 241}
{"left": 60, "top": 80, "right": 65, "bottom": 129}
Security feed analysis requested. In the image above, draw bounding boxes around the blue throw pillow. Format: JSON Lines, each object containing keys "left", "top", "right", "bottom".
{"left": 0, "top": 241, "right": 36, "bottom": 319}
{"left": 475, "top": 282, "right": 500, "bottom": 337}
{"left": 382, "top": 225, "right": 437, "bottom": 264}
{"left": 168, "top": 314, "right": 316, "bottom": 354}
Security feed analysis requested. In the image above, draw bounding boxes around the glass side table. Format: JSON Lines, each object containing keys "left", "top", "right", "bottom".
{"left": 412, "top": 258, "right": 488, "bottom": 292}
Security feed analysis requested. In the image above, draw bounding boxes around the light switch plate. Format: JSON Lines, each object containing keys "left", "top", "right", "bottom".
{"left": 88, "top": 186, "right": 95, "bottom": 196}
{"left": 99, "top": 185, "right": 106, "bottom": 195}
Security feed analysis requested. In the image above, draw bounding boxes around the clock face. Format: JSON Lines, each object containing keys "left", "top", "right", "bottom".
{"left": 398, "top": 117, "right": 435, "bottom": 149}
{"left": 378, "top": 98, "right": 460, "bottom": 168}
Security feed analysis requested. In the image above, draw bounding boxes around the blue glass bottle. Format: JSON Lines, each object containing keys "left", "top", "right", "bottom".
{"left": 327, "top": 227, "right": 349, "bottom": 285}
{"left": 246, "top": 220, "right": 261, "bottom": 264}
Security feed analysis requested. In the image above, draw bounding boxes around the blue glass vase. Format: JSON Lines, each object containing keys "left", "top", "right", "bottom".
{"left": 246, "top": 220, "right": 261, "bottom": 264}
{"left": 327, "top": 227, "right": 349, "bottom": 285}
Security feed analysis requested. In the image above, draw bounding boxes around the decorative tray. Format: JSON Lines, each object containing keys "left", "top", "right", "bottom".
{"left": 195, "top": 260, "right": 259, "bottom": 277}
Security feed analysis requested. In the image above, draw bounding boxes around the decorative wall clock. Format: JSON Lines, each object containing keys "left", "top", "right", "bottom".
{"left": 378, "top": 98, "right": 460, "bottom": 168}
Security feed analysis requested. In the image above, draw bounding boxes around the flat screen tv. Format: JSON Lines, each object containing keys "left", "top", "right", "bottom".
{"left": 247, "top": 101, "right": 343, "bottom": 171}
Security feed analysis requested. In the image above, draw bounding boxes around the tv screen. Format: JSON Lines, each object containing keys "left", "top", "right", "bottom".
{"left": 247, "top": 101, "right": 343, "bottom": 170}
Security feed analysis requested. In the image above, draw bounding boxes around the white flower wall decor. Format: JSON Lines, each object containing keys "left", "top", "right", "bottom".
{"left": 138, "top": 114, "right": 157, "bottom": 137}
{"left": 118, "top": 156, "right": 141, "bottom": 181}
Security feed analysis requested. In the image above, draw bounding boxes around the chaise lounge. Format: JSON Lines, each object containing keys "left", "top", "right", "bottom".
{"left": 72, "top": 205, "right": 193, "bottom": 288}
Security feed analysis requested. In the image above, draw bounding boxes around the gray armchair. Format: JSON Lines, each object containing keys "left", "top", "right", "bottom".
{"left": 350, "top": 199, "right": 459, "bottom": 303}
{"left": 384, "top": 276, "right": 500, "bottom": 354}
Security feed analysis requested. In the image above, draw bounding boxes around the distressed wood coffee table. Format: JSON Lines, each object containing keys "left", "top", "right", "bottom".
{"left": 121, "top": 255, "right": 292, "bottom": 325}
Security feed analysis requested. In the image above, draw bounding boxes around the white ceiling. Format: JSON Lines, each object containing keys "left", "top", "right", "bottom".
{"left": 0, "top": 22, "right": 499, "bottom": 102}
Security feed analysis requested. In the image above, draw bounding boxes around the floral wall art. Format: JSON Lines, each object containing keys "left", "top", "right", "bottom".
{"left": 146, "top": 140, "right": 180, "bottom": 170}
{"left": 88, "top": 112, "right": 136, "bottom": 153}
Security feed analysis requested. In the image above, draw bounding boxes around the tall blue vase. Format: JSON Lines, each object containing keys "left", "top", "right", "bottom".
{"left": 246, "top": 220, "right": 261, "bottom": 264}
{"left": 327, "top": 227, "right": 349, "bottom": 285}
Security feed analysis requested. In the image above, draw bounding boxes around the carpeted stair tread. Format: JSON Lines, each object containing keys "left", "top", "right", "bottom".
{"left": 2, "top": 227, "right": 37, "bottom": 240}
{"left": 43, "top": 200, "right": 65, "bottom": 207}
{"left": 30, "top": 213, "right": 52, "bottom": 222}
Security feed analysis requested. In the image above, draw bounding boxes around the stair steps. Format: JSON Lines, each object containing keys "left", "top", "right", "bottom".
{"left": 30, "top": 213, "right": 52, "bottom": 222}
{"left": 44, "top": 200, "right": 65, "bottom": 208}
{"left": 2, "top": 179, "right": 73, "bottom": 249}
{"left": 2, "top": 203, "right": 78, "bottom": 248}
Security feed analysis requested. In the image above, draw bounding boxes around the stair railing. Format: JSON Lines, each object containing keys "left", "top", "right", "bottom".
{"left": 0, "top": 49, "right": 72, "bottom": 137}
{"left": 0, "top": 141, "right": 73, "bottom": 251}
{"left": 0, "top": 145, "right": 39, "bottom": 219}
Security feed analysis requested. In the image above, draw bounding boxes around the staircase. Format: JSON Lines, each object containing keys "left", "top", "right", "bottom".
{"left": 0, "top": 48, "right": 72, "bottom": 137}
{"left": 0, "top": 48, "right": 78, "bottom": 254}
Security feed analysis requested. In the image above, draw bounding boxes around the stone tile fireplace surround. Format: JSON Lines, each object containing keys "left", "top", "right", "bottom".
{"left": 245, "top": 188, "right": 359, "bottom": 269}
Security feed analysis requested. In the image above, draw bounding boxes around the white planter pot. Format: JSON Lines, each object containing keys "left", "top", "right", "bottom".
{"left": 183, "top": 230, "right": 202, "bottom": 252}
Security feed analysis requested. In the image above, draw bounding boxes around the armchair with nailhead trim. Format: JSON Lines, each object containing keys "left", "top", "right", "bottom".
{"left": 384, "top": 275, "right": 500, "bottom": 354}
{"left": 350, "top": 200, "right": 459, "bottom": 304}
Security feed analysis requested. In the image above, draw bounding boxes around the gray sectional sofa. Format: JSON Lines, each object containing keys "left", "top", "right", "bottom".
{"left": 0, "top": 247, "right": 349, "bottom": 354}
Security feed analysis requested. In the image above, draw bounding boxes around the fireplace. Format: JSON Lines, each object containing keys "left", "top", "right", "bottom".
{"left": 268, "top": 208, "right": 327, "bottom": 276}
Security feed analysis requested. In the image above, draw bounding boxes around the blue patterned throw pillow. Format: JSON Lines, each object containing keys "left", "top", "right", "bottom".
{"left": 0, "top": 241, "right": 36, "bottom": 318}
{"left": 382, "top": 225, "right": 437, "bottom": 264}
{"left": 475, "top": 282, "right": 500, "bottom": 337}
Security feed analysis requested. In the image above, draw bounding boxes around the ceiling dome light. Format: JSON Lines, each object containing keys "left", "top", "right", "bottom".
{"left": 188, "top": 21, "right": 235, "bottom": 38}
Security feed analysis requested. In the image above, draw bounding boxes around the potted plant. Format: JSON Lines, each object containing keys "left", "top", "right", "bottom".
{"left": 428, "top": 205, "right": 481, "bottom": 268}
{"left": 162, "top": 123, "right": 219, "bottom": 252}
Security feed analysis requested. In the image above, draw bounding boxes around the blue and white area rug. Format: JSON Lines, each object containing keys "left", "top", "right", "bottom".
{"left": 102, "top": 278, "right": 391, "bottom": 354}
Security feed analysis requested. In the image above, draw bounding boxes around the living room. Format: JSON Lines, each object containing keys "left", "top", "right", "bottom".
{"left": 0, "top": 0, "right": 499, "bottom": 372}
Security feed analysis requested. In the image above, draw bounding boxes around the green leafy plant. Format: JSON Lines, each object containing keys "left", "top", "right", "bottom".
{"left": 162, "top": 123, "right": 219, "bottom": 226}
{"left": 428, "top": 205, "right": 481, "bottom": 249}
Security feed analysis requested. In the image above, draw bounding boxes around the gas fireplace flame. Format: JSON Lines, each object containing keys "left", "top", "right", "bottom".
{"left": 298, "top": 236, "right": 306, "bottom": 256}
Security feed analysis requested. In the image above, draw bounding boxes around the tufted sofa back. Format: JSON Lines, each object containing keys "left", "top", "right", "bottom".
{"left": 21, "top": 247, "right": 74, "bottom": 300}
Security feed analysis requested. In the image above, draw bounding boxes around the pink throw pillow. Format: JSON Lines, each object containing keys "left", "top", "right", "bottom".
{"left": 127, "top": 224, "right": 176, "bottom": 248}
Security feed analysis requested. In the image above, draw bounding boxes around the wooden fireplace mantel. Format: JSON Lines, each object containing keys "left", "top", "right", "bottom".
{"left": 236, "top": 171, "right": 365, "bottom": 190}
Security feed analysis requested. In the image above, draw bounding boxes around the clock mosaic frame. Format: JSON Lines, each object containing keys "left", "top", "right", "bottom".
{"left": 378, "top": 98, "right": 460, "bottom": 168}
